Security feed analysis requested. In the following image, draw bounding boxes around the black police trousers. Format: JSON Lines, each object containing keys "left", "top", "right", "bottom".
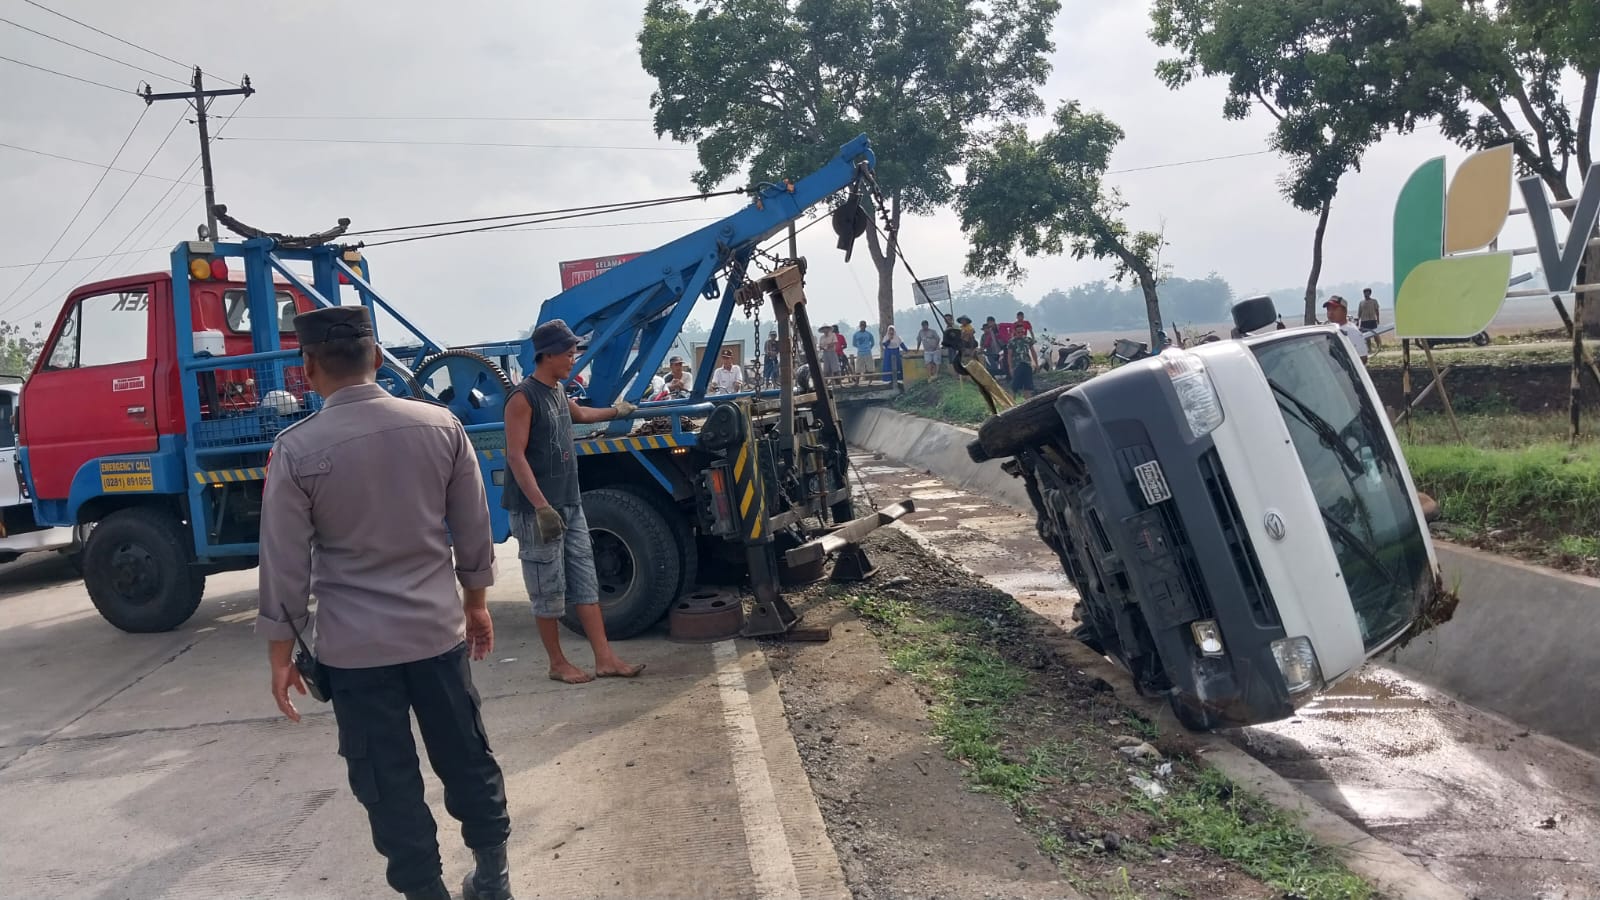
{"left": 326, "top": 642, "right": 511, "bottom": 894}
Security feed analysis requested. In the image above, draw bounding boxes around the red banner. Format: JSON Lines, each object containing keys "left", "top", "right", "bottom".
{"left": 559, "top": 253, "right": 643, "bottom": 291}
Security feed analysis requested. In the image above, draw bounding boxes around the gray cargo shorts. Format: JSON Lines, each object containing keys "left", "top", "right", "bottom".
{"left": 509, "top": 504, "right": 599, "bottom": 618}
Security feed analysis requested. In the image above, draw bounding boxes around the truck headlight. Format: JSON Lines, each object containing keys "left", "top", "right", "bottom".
{"left": 1161, "top": 351, "right": 1224, "bottom": 438}
{"left": 1270, "top": 636, "right": 1324, "bottom": 697}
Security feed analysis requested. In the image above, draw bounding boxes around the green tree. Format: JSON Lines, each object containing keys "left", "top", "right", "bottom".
{"left": 1400, "top": 0, "right": 1599, "bottom": 332}
{"left": 1150, "top": 0, "right": 1411, "bottom": 326}
{"left": 638, "top": 0, "right": 1060, "bottom": 333}
{"left": 957, "top": 101, "right": 1168, "bottom": 349}
{"left": 0, "top": 320, "right": 43, "bottom": 375}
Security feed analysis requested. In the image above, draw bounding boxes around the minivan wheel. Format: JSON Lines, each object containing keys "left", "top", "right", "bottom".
{"left": 1168, "top": 691, "right": 1225, "bottom": 733}
{"left": 971, "top": 382, "right": 1078, "bottom": 462}
{"left": 83, "top": 508, "right": 205, "bottom": 633}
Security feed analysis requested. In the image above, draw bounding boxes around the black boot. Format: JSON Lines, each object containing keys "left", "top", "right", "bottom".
{"left": 403, "top": 877, "right": 452, "bottom": 900}
{"left": 461, "top": 843, "right": 513, "bottom": 900}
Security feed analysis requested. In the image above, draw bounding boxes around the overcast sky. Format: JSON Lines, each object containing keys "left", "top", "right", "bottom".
{"left": 0, "top": 1, "right": 1564, "bottom": 347}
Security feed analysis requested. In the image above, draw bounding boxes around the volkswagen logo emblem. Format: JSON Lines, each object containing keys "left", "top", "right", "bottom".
{"left": 1263, "top": 510, "right": 1287, "bottom": 541}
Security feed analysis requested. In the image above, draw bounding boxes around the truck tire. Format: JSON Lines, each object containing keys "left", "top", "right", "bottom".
{"left": 83, "top": 508, "right": 206, "bottom": 633}
{"left": 969, "top": 383, "right": 1075, "bottom": 463}
{"left": 561, "top": 488, "right": 681, "bottom": 641}
{"left": 611, "top": 483, "right": 698, "bottom": 607}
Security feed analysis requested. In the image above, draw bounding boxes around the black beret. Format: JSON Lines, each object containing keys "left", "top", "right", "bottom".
{"left": 294, "top": 306, "right": 374, "bottom": 346}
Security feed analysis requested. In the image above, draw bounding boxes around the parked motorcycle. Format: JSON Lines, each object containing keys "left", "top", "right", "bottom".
{"left": 1055, "top": 340, "right": 1092, "bottom": 371}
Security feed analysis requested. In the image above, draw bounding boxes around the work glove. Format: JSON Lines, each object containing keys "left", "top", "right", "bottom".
{"left": 535, "top": 506, "right": 566, "bottom": 543}
{"left": 613, "top": 399, "right": 638, "bottom": 418}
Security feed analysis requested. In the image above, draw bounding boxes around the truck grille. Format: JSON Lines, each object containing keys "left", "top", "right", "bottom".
{"left": 1115, "top": 445, "right": 1214, "bottom": 621}
{"left": 1198, "top": 450, "right": 1281, "bottom": 627}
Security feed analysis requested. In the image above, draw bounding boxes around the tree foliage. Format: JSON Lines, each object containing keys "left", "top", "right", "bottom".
{"left": 638, "top": 0, "right": 1060, "bottom": 331}
{"left": 0, "top": 320, "right": 43, "bottom": 376}
{"left": 956, "top": 101, "right": 1168, "bottom": 348}
{"left": 1150, "top": 0, "right": 1412, "bottom": 325}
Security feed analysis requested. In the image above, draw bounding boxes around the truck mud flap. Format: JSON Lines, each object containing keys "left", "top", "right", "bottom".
{"left": 783, "top": 500, "right": 915, "bottom": 568}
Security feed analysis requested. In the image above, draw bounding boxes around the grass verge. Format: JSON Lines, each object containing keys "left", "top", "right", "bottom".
{"left": 842, "top": 584, "right": 1372, "bottom": 900}
{"left": 890, "top": 366, "right": 1095, "bottom": 427}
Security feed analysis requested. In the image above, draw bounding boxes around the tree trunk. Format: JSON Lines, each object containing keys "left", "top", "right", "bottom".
{"left": 1303, "top": 198, "right": 1333, "bottom": 326}
{"left": 862, "top": 192, "right": 900, "bottom": 335}
{"left": 1117, "top": 248, "right": 1164, "bottom": 349}
{"left": 1581, "top": 242, "right": 1600, "bottom": 339}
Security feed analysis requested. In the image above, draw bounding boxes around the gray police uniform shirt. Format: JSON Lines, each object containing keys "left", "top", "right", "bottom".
{"left": 255, "top": 382, "right": 496, "bottom": 669}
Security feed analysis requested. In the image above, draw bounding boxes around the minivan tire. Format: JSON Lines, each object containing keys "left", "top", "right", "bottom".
{"left": 970, "top": 383, "right": 1076, "bottom": 463}
{"left": 83, "top": 508, "right": 205, "bottom": 633}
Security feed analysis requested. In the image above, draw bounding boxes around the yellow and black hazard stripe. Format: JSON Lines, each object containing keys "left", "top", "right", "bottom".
{"left": 574, "top": 433, "right": 683, "bottom": 456}
{"left": 193, "top": 467, "right": 267, "bottom": 485}
{"left": 730, "top": 413, "right": 769, "bottom": 544}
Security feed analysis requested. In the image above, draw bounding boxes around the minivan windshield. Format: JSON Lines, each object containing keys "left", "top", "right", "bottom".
{"left": 1251, "top": 332, "right": 1431, "bottom": 650}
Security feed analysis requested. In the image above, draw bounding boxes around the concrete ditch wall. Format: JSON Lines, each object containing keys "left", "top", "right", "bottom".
{"left": 842, "top": 404, "right": 1600, "bottom": 754}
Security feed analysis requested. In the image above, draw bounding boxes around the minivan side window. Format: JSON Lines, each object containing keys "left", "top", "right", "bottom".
{"left": 0, "top": 393, "right": 14, "bottom": 448}
{"left": 45, "top": 288, "right": 150, "bottom": 370}
{"left": 224, "top": 289, "right": 297, "bottom": 334}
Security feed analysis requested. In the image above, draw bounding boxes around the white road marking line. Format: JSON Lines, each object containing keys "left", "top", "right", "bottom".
{"left": 713, "top": 639, "right": 802, "bottom": 899}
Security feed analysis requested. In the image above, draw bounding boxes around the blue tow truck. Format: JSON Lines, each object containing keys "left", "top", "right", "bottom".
{"left": 19, "top": 135, "right": 910, "bottom": 637}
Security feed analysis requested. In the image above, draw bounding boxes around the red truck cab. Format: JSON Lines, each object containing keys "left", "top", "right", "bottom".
{"left": 21, "top": 269, "right": 314, "bottom": 530}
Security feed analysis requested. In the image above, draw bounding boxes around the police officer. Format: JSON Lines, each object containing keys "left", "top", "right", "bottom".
{"left": 256, "top": 306, "right": 514, "bottom": 900}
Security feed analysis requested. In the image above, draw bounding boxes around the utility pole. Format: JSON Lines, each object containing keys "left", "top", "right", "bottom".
{"left": 142, "top": 67, "right": 254, "bottom": 241}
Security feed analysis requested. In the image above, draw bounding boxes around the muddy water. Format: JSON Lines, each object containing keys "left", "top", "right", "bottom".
{"left": 852, "top": 453, "right": 1600, "bottom": 899}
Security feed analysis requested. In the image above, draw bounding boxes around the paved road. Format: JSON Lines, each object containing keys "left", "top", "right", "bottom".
{"left": 851, "top": 453, "right": 1600, "bottom": 900}
{"left": 0, "top": 555, "right": 846, "bottom": 899}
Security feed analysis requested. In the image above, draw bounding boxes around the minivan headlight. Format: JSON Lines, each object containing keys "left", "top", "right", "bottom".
{"left": 1162, "top": 351, "right": 1224, "bottom": 438}
{"left": 1270, "top": 635, "right": 1324, "bottom": 697}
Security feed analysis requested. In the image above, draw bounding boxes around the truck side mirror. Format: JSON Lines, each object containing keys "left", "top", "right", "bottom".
{"left": 1232, "top": 295, "right": 1277, "bottom": 335}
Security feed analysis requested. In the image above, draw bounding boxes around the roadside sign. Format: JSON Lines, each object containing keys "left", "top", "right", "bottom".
{"left": 559, "top": 253, "right": 644, "bottom": 291}
{"left": 913, "top": 275, "right": 951, "bottom": 308}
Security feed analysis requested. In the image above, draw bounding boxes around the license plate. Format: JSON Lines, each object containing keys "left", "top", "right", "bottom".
{"left": 1133, "top": 460, "right": 1172, "bottom": 506}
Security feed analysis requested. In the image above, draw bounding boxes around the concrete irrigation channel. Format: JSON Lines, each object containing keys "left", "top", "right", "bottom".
{"left": 841, "top": 403, "right": 1600, "bottom": 900}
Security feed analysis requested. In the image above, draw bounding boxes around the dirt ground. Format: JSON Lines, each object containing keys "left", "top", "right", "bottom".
{"left": 765, "top": 530, "right": 1325, "bottom": 900}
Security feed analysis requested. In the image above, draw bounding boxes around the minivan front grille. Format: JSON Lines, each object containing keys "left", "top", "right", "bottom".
{"left": 1199, "top": 449, "right": 1281, "bottom": 626}
{"left": 1116, "top": 444, "right": 1214, "bottom": 620}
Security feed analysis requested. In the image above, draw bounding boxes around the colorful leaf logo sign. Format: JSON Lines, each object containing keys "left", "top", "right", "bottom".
{"left": 1392, "top": 144, "right": 1515, "bottom": 339}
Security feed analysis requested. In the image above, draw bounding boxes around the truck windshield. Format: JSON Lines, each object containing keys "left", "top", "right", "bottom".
{"left": 1252, "top": 332, "right": 1431, "bottom": 651}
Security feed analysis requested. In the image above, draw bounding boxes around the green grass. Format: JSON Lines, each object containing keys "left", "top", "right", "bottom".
{"left": 1403, "top": 432, "right": 1600, "bottom": 537}
{"left": 842, "top": 588, "right": 1371, "bottom": 899}
{"left": 1142, "top": 769, "right": 1372, "bottom": 899}
{"left": 889, "top": 367, "right": 1095, "bottom": 427}
{"left": 1367, "top": 342, "right": 1573, "bottom": 369}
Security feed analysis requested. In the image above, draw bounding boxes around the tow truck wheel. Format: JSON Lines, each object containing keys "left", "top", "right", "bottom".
{"left": 970, "top": 383, "right": 1077, "bottom": 462}
{"left": 83, "top": 508, "right": 205, "bottom": 633}
{"left": 561, "top": 488, "right": 681, "bottom": 640}
{"left": 610, "top": 483, "right": 698, "bottom": 608}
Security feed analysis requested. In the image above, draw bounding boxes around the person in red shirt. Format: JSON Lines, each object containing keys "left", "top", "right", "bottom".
{"left": 1014, "top": 311, "right": 1034, "bottom": 338}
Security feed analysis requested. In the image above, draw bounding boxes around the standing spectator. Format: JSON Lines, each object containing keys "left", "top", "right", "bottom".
{"left": 833, "top": 325, "right": 849, "bottom": 376}
{"left": 1357, "top": 288, "right": 1382, "bottom": 350}
{"left": 1323, "top": 296, "right": 1370, "bottom": 365}
{"left": 852, "top": 320, "right": 876, "bottom": 384}
{"left": 818, "top": 326, "right": 840, "bottom": 379}
{"left": 1015, "top": 310, "right": 1034, "bottom": 338}
{"left": 711, "top": 348, "right": 744, "bottom": 393}
{"left": 941, "top": 314, "right": 965, "bottom": 380}
{"left": 881, "top": 325, "right": 905, "bottom": 384}
{"left": 664, "top": 355, "right": 691, "bottom": 397}
{"left": 1007, "top": 323, "right": 1039, "bottom": 399}
{"left": 257, "top": 306, "right": 513, "bottom": 900}
{"left": 916, "top": 319, "right": 941, "bottom": 381}
{"left": 959, "top": 317, "right": 978, "bottom": 372}
{"left": 763, "top": 330, "right": 780, "bottom": 388}
{"left": 981, "top": 317, "right": 1003, "bottom": 374}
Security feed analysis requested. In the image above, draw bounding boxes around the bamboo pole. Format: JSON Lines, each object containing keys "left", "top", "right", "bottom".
{"left": 1420, "top": 343, "right": 1463, "bottom": 442}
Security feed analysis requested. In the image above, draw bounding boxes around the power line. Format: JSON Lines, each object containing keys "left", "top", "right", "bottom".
{"left": 0, "top": 106, "right": 150, "bottom": 309}
{"left": 362, "top": 195, "right": 744, "bottom": 247}
{"left": 346, "top": 189, "right": 745, "bottom": 237}
{"left": 376, "top": 216, "right": 722, "bottom": 239}
{"left": 0, "top": 243, "right": 178, "bottom": 270}
{"left": 18, "top": 0, "right": 235, "bottom": 85}
{"left": 1113, "top": 147, "right": 1273, "bottom": 173}
{"left": 220, "top": 114, "right": 650, "bottom": 123}
{"left": 214, "top": 135, "right": 693, "bottom": 152}
{"left": 0, "top": 52, "right": 133, "bottom": 93}
{"left": 0, "top": 15, "right": 188, "bottom": 86}
{"left": 0, "top": 140, "right": 201, "bottom": 185}
{"left": 1, "top": 109, "right": 189, "bottom": 319}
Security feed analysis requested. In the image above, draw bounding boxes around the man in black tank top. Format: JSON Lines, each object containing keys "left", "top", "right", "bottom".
{"left": 503, "top": 320, "right": 645, "bottom": 684}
